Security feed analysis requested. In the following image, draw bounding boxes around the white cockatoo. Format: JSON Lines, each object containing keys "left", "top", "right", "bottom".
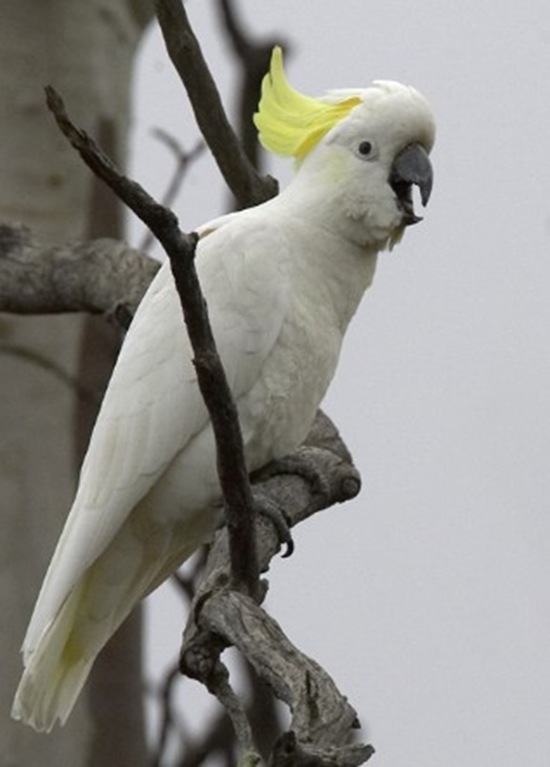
{"left": 12, "top": 47, "right": 435, "bottom": 731}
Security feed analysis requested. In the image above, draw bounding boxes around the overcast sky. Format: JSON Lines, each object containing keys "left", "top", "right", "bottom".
{"left": 128, "top": 2, "right": 550, "bottom": 764}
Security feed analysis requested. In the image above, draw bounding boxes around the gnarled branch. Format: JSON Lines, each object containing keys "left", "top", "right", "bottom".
{"left": 180, "top": 411, "right": 369, "bottom": 765}
{"left": 0, "top": 223, "right": 158, "bottom": 320}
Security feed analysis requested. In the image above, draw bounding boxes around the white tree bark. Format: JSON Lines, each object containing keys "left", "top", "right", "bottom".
{"left": 0, "top": 2, "right": 151, "bottom": 764}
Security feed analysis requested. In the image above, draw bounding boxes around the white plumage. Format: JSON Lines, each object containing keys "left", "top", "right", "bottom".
{"left": 12, "top": 51, "right": 435, "bottom": 731}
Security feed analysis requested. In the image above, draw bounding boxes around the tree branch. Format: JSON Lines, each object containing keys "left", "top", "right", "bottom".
{"left": 0, "top": 223, "right": 158, "bottom": 320}
{"left": 45, "top": 87, "right": 184, "bottom": 248}
{"left": 181, "top": 410, "right": 361, "bottom": 650}
{"left": 180, "top": 411, "right": 371, "bottom": 766}
{"left": 138, "top": 132, "right": 205, "bottom": 252}
{"left": 154, "top": 0, "right": 278, "bottom": 209}
{"left": 45, "top": 85, "right": 261, "bottom": 597}
{"left": 271, "top": 732, "right": 374, "bottom": 767}
{"left": 200, "top": 592, "right": 363, "bottom": 751}
{"left": 216, "top": 0, "right": 286, "bottom": 170}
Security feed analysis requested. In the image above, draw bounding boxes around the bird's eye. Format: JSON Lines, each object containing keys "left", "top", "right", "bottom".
{"left": 358, "top": 141, "right": 373, "bottom": 157}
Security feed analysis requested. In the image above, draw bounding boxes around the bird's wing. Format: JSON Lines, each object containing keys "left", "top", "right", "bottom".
{"left": 23, "top": 213, "right": 290, "bottom": 655}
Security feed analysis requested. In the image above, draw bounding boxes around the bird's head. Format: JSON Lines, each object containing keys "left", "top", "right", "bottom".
{"left": 254, "top": 47, "right": 435, "bottom": 250}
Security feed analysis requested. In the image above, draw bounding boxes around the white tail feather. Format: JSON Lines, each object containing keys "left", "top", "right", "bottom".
{"left": 11, "top": 577, "right": 137, "bottom": 732}
{"left": 11, "top": 584, "right": 94, "bottom": 732}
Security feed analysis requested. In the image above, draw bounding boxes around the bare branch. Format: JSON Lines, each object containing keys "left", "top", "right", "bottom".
{"left": 154, "top": 0, "right": 278, "bottom": 208}
{"left": 216, "top": 0, "right": 286, "bottom": 170}
{"left": 139, "top": 133, "right": 205, "bottom": 252}
{"left": 202, "top": 660, "right": 257, "bottom": 758}
{"left": 0, "top": 223, "right": 158, "bottom": 319}
{"left": 180, "top": 412, "right": 370, "bottom": 766}
{"left": 45, "top": 87, "right": 183, "bottom": 246}
{"left": 182, "top": 411, "right": 362, "bottom": 654}
{"left": 271, "top": 732, "right": 374, "bottom": 767}
{"left": 199, "top": 591, "right": 362, "bottom": 750}
{"left": 45, "top": 85, "right": 261, "bottom": 597}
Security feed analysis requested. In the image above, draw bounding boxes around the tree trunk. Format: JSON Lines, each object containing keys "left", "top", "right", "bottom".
{"left": 0, "top": 1, "right": 152, "bottom": 764}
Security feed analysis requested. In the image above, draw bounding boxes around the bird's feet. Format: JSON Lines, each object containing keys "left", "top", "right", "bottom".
{"left": 252, "top": 491, "right": 294, "bottom": 558}
{"left": 251, "top": 450, "right": 334, "bottom": 558}
{"left": 255, "top": 450, "right": 332, "bottom": 505}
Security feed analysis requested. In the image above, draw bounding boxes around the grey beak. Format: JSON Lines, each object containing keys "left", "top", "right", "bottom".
{"left": 389, "top": 143, "right": 433, "bottom": 225}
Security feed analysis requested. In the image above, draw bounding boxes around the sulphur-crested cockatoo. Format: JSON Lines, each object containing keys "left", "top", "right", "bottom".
{"left": 12, "top": 47, "right": 435, "bottom": 731}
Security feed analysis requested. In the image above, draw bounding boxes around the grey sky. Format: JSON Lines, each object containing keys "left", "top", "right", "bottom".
{"left": 129, "top": 2, "right": 550, "bottom": 763}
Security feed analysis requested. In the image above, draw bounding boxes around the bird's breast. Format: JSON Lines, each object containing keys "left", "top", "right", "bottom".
{"left": 237, "top": 299, "right": 343, "bottom": 470}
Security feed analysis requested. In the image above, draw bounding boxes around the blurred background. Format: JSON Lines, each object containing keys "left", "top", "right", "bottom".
{"left": 2, "top": 1, "right": 549, "bottom": 765}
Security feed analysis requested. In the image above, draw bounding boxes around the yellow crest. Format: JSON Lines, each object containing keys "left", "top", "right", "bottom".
{"left": 253, "top": 47, "right": 362, "bottom": 160}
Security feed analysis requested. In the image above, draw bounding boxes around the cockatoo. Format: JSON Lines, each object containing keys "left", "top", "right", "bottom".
{"left": 12, "top": 47, "right": 435, "bottom": 731}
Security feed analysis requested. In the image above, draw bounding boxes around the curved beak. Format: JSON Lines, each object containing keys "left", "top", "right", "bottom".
{"left": 389, "top": 143, "right": 433, "bottom": 226}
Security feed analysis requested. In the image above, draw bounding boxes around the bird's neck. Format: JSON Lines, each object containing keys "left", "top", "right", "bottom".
{"left": 267, "top": 184, "right": 380, "bottom": 335}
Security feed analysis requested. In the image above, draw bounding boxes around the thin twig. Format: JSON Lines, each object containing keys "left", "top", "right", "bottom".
{"left": 139, "top": 133, "right": 205, "bottom": 252}
{"left": 45, "top": 86, "right": 261, "bottom": 597}
{"left": 45, "top": 87, "right": 182, "bottom": 245}
{"left": 154, "top": 0, "right": 278, "bottom": 209}
{"left": 203, "top": 660, "right": 258, "bottom": 760}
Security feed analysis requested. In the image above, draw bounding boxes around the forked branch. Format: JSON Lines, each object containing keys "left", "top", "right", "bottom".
{"left": 154, "top": 0, "right": 278, "bottom": 208}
